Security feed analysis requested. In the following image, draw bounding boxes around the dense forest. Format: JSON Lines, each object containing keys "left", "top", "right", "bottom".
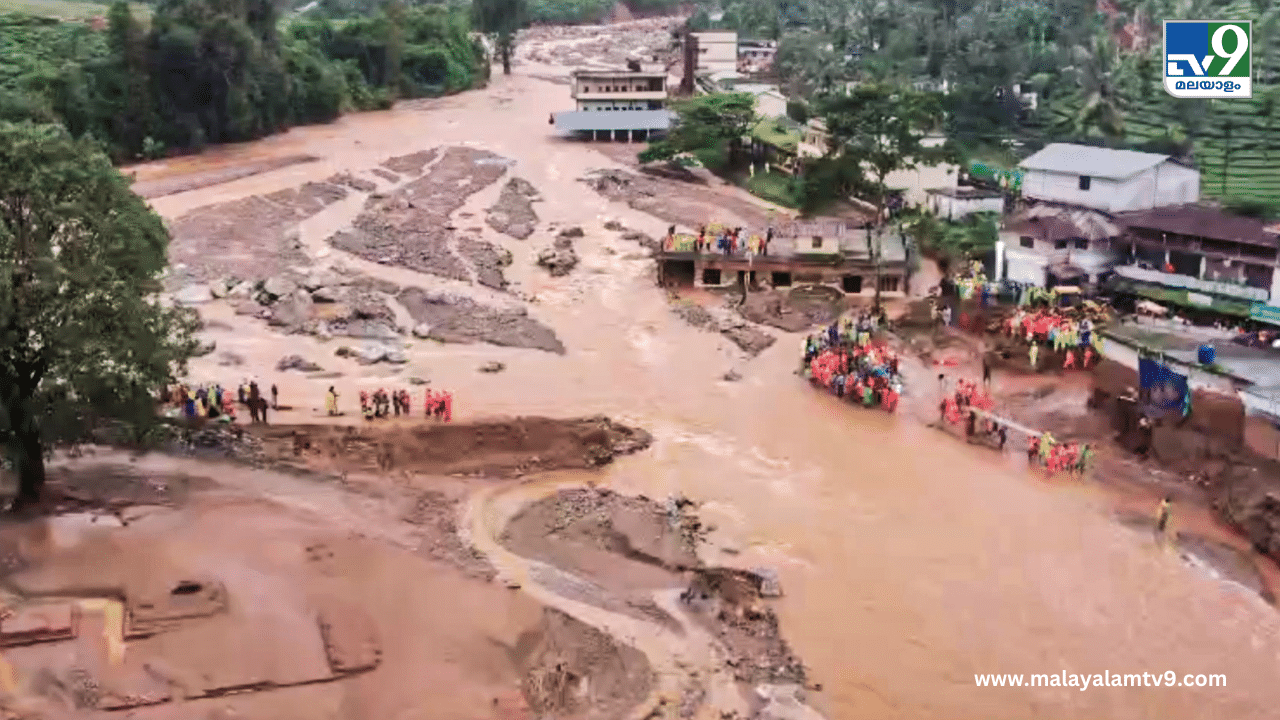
{"left": 0, "top": 0, "right": 487, "bottom": 161}
{"left": 696, "top": 0, "right": 1279, "bottom": 206}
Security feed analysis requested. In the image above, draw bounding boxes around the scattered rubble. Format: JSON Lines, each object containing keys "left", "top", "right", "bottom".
{"left": 537, "top": 230, "right": 580, "bottom": 277}
{"left": 478, "top": 361, "right": 506, "bottom": 373}
{"left": 330, "top": 147, "right": 511, "bottom": 286}
{"left": 671, "top": 300, "right": 777, "bottom": 357}
{"left": 276, "top": 355, "right": 323, "bottom": 372}
{"left": 397, "top": 287, "right": 565, "bottom": 354}
{"left": 326, "top": 172, "right": 377, "bottom": 193}
{"left": 166, "top": 181, "right": 348, "bottom": 286}
{"left": 486, "top": 177, "right": 540, "bottom": 239}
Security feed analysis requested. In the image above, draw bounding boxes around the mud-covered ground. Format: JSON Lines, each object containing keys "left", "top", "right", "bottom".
{"left": 890, "top": 302, "right": 1280, "bottom": 605}
{"left": 500, "top": 487, "right": 811, "bottom": 712}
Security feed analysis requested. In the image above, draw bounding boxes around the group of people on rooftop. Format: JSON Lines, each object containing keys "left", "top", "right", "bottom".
{"left": 661, "top": 224, "right": 774, "bottom": 256}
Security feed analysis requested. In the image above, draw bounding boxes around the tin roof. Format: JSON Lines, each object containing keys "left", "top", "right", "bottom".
{"left": 1018, "top": 143, "right": 1171, "bottom": 180}
{"left": 1005, "top": 205, "right": 1121, "bottom": 241}
{"left": 1116, "top": 204, "right": 1280, "bottom": 248}
{"left": 554, "top": 110, "right": 674, "bottom": 132}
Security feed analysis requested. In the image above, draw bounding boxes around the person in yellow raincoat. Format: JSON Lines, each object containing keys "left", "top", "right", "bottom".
{"left": 325, "top": 386, "right": 339, "bottom": 416}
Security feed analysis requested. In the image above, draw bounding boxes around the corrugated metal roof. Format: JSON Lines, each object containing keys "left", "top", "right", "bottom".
{"left": 1006, "top": 205, "right": 1121, "bottom": 241}
{"left": 1019, "top": 143, "right": 1171, "bottom": 180}
{"left": 1116, "top": 204, "right": 1280, "bottom": 248}
{"left": 554, "top": 110, "right": 673, "bottom": 132}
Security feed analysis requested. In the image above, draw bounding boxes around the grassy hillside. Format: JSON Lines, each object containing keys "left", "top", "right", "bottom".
{"left": 0, "top": 0, "right": 149, "bottom": 20}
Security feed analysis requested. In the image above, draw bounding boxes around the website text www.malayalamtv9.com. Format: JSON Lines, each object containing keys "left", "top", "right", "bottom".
{"left": 975, "top": 671, "right": 1226, "bottom": 690}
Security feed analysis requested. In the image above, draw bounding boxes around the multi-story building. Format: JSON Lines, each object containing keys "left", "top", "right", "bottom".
{"left": 688, "top": 31, "right": 738, "bottom": 73}
{"left": 653, "top": 219, "right": 910, "bottom": 298}
{"left": 552, "top": 69, "right": 673, "bottom": 141}
{"left": 1107, "top": 204, "right": 1280, "bottom": 318}
{"left": 1001, "top": 143, "right": 1203, "bottom": 288}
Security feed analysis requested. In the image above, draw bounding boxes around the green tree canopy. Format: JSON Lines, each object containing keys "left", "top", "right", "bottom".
{"left": 472, "top": 0, "right": 528, "bottom": 74}
{"left": 0, "top": 121, "right": 198, "bottom": 509}
{"left": 638, "top": 92, "right": 758, "bottom": 164}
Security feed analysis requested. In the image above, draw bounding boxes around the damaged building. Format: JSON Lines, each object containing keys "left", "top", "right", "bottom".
{"left": 656, "top": 219, "right": 911, "bottom": 297}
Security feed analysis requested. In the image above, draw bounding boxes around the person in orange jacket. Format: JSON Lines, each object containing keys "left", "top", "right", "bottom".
{"left": 442, "top": 392, "right": 453, "bottom": 422}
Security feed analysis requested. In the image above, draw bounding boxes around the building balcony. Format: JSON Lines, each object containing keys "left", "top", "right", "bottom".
{"left": 571, "top": 90, "right": 668, "bottom": 100}
{"left": 1112, "top": 264, "right": 1269, "bottom": 303}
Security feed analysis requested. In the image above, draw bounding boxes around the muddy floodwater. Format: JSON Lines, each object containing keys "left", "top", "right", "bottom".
{"left": 123, "top": 29, "right": 1280, "bottom": 720}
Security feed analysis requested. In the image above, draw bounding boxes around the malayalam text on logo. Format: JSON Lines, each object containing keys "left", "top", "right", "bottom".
{"left": 1164, "top": 20, "right": 1252, "bottom": 99}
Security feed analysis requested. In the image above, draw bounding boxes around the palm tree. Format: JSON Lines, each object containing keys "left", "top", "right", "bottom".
{"left": 1054, "top": 26, "right": 1132, "bottom": 142}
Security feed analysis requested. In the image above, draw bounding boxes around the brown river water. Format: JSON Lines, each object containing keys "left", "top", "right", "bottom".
{"left": 126, "top": 51, "right": 1280, "bottom": 720}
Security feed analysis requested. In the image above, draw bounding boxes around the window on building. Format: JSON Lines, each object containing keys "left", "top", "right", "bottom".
{"left": 811, "top": 237, "right": 822, "bottom": 249}
{"left": 1074, "top": 238, "right": 1088, "bottom": 250}
{"left": 1054, "top": 239, "right": 1068, "bottom": 250}
{"left": 878, "top": 276, "right": 900, "bottom": 292}
{"left": 1078, "top": 175, "right": 1092, "bottom": 190}
{"left": 1020, "top": 236, "right": 1034, "bottom": 249}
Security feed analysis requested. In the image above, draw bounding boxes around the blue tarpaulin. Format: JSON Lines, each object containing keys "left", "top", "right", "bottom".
{"left": 1139, "top": 357, "right": 1189, "bottom": 414}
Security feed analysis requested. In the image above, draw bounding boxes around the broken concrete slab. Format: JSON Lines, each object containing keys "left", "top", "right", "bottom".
{"left": 0, "top": 602, "right": 78, "bottom": 647}
{"left": 316, "top": 601, "right": 382, "bottom": 675}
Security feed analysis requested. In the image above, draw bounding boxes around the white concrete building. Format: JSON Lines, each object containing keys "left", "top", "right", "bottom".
{"left": 554, "top": 69, "right": 672, "bottom": 141}
{"left": 1018, "top": 143, "right": 1200, "bottom": 213}
{"left": 925, "top": 187, "right": 1004, "bottom": 220}
{"left": 883, "top": 137, "right": 958, "bottom": 207}
{"left": 569, "top": 69, "right": 668, "bottom": 111}
{"left": 689, "top": 31, "right": 738, "bottom": 73}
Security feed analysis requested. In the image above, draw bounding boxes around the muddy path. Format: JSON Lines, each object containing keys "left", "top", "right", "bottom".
{"left": 464, "top": 476, "right": 799, "bottom": 720}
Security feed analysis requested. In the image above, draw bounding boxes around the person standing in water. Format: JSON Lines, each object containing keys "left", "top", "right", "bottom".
{"left": 1156, "top": 496, "right": 1173, "bottom": 538}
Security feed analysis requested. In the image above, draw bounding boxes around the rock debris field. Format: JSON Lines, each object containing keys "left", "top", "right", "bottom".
{"left": 165, "top": 145, "right": 568, "bottom": 355}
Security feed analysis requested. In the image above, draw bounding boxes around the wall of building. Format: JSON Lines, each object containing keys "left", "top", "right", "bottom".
{"left": 1099, "top": 333, "right": 1238, "bottom": 393}
{"left": 690, "top": 257, "right": 906, "bottom": 296}
{"left": 930, "top": 194, "right": 1003, "bottom": 220}
{"left": 576, "top": 100, "right": 657, "bottom": 111}
{"left": 1022, "top": 162, "right": 1200, "bottom": 213}
{"left": 1003, "top": 245, "right": 1049, "bottom": 286}
{"left": 691, "top": 32, "right": 738, "bottom": 72}
{"left": 883, "top": 140, "right": 956, "bottom": 206}
{"left": 573, "top": 76, "right": 666, "bottom": 94}
{"left": 1000, "top": 233, "right": 1121, "bottom": 286}
{"left": 1023, "top": 168, "right": 1125, "bottom": 211}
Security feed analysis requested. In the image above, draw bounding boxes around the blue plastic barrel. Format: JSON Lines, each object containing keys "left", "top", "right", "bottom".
{"left": 1198, "top": 344, "right": 1216, "bottom": 365}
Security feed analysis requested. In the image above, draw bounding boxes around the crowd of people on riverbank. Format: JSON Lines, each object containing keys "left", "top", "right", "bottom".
{"left": 355, "top": 387, "right": 453, "bottom": 422}
{"left": 1002, "top": 308, "right": 1105, "bottom": 371}
{"left": 936, "top": 375, "right": 1094, "bottom": 476}
{"left": 801, "top": 315, "right": 903, "bottom": 412}
{"left": 162, "top": 380, "right": 274, "bottom": 424}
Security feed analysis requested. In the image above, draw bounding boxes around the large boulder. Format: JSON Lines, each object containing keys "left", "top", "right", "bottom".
{"left": 262, "top": 274, "right": 298, "bottom": 300}
{"left": 354, "top": 341, "right": 408, "bottom": 365}
{"left": 536, "top": 236, "right": 579, "bottom": 277}
{"left": 277, "top": 355, "right": 322, "bottom": 372}
{"left": 301, "top": 267, "right": 346, "bottom": 291}
{"left": 267, "top": 289, "right": 314, "bottom": 330}
{"left": 311, "top": 285, "right": 347, "bottom": 303}
{"left": 174, "top": 284, "right": 212, "bottom": 305}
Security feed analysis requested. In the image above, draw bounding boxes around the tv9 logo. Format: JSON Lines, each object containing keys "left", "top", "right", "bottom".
{"left": 1164, "top": 20, "right": 1252, "bottom": 98}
